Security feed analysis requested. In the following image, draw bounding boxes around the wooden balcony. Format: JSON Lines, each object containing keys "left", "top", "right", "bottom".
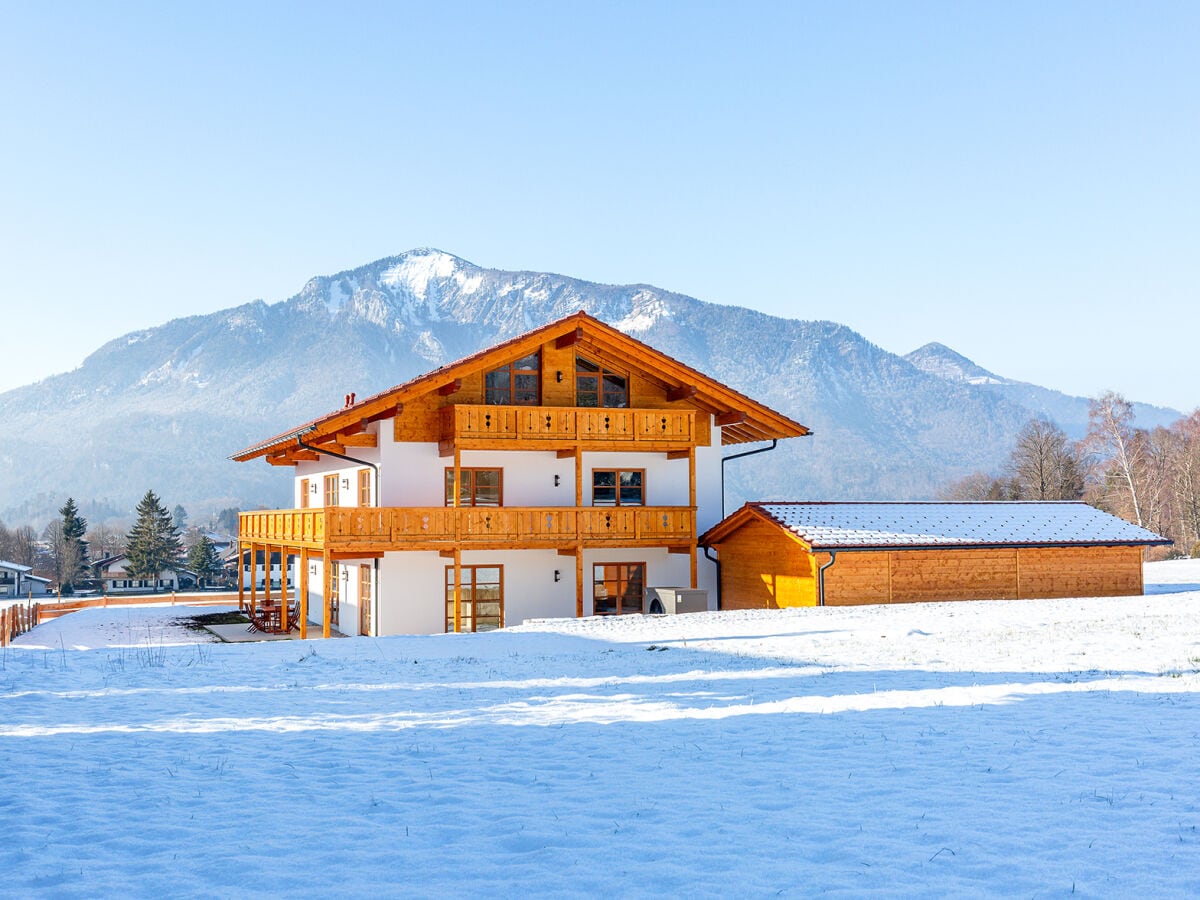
{"left": 240, "top": 506, "right": 696, "bottom": 554}
{"left": 439, "top": 405, "right": 696, "bottom": 454}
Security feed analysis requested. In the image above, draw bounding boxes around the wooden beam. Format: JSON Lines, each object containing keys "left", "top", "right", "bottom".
{"left": 575, "top": 546, "right": 584, "bottom": 618}
{"left": 667, "top": 384, "right": 697, "bottom": 402}
{"left": 280, "top": 547, "right": 289, "bottom": 632}
{"left": 437, "top": 379, "right": 462, "bottom": 396}
{"left": 556, "top": 448, "right": 577, "bottom": 460}
{"left": 453, "top": 549, "right": 462, "bottom": 634}
{"left": 266, "top": 456, "right": 299, "bottom": 467}
{"left": 237, "top": 540, "right": 245, "bottom": 611}
{"left": 299, "top": 547, "right": 308, "bottom": 639}
{"left": 322, "top": 550, "right": 332, "bottom": 639}
{"left": 667, "top": 545, "right": 691, "bottom": 555}
{"left": 715, "top": 410, "right": 747, "bottom": 427}
{"left": 439, "top": 549, "right": 456, "bottom": 558}
{"left": 555, "top": 327, "right": 584, "bottom": 349}
{"left": 338, "top": 432, "right": 377, "bottom": 447}
{"left": 557, "top": 547, "right": 579, "bottom": 557}
{"left": 666, "top": 449, "right": 690, "bottom": 460}
{"left": 364, "top": 403, "right": 401, "bottom": 424}
{"left": 314, "top": 441, "right": 345, "bottom": 455}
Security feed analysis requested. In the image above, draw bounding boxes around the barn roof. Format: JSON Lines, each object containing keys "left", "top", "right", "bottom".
{"left": 699, "top": 501, "right": 1172, "bottom": 551}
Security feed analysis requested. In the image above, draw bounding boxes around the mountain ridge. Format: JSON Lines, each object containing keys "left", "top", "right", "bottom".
{"left": 0, "top": 249, "right": 1181, "bottom": 527}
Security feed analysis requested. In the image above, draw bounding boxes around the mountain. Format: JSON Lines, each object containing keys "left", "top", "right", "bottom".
{"left": 905, "top": 343, "right": 1180, "bottom": 438}
{"left": 0, "top": 249, "right": 1181, "bottom": 528}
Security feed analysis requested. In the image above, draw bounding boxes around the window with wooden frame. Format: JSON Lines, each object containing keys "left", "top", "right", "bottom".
{"left": 299, "top": 478, "right": 310, "bottom": 509}
{"left": 591, "top": 469, "right": 644, "bottom": 506}
{"left": 324, "top": 473, "right": 339, "bottom": 507}
{"left": 444, "top": 468, "right": 503, "bottom": 507}
{"left": 359, "top": 564, "right": 372, "bottom": 636}
{"left": 445, "top": 565, "right": 503, "bottom": 633}
{"left": 575, "top": 355, "right": 628, "bottom": 408}
{"left": 593, "top": 562, "right": 645, "bottom": 616}
{"left": 357, "top": 468, "right": 371, "bottom": 507}
{"left": 326, "top": 562, "right": 340, "bottom": 627}
{"left": 485, "top": 352, "right": 540, "bottom": 405}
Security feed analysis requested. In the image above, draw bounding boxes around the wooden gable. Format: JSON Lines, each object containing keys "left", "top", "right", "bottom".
{"left": 231, "top": 311, "right": 809, "bottom": 463}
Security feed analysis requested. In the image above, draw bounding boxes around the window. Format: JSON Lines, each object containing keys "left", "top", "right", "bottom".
{"left": 299, "top": 478, "right": 310, "bottom": 509}
{"left": 327, "top": 563, "right": 340, "bottom": 627}
{"left": 444, "top": 468, "right": 503, "bottom": 507}
{"left": 592, "top": 469, "right": 644, "bottom": 506}
{"left": 485, "top": 352, "right": 540, "bottom": 405}
{"left": 445, "top": 565, "right": 503, "bottom": 632}
{"left": 593, "top": 563, "right": 645, "bottom": 616}
{"left": 576, "top": 356, "right": 628, "bottom": 408}
{"left": 324, "top": 473, "right": 339, "bottom": 507}
{"left": 358, "top": 469, "right": 371, "bottom": 507}
{"left": 359, "top": 565, "right": 372, "bottom": 636}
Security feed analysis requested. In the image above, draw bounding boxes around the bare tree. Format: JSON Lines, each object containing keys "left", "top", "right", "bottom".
{"left": 1007, "top": 417, "right": 1084, "bottom": 500}
{"left": 938, "top": 471, "right": 1019, "bottom": 501}
{"left": 1085, "top": 391, "right": 1146, "bottom": 526}
{"left": 87, "top": 523, "right": 126, "bottom": 560}
{"left": 10, "top": 526, "right": 36, "bottom": 567}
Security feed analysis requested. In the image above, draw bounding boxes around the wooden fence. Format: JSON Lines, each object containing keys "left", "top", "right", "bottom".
{"left": 0, "top": 591, "right": 243, "bottom": 646}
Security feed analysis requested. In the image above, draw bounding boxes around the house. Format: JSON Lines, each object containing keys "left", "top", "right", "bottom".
{"left": 230, "top": 311, "right": 809, "bottom": 637}
{"left": 237, "top": 547, "right": 290, "bottom": 590}
{"left": 0, "top": 560, "right": 51, "bottom": 598}
{"left": 91, "top": 554, "right": 198, "bottom": 593}
{"left": 699, "top": 501, "right": 1171, "bottom": 608}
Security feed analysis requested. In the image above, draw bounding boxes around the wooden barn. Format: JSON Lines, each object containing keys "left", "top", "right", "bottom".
{"left": 699, "top": 501, "right": 1171, "bottom": 608}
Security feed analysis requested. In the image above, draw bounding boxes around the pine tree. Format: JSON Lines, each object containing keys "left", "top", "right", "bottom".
{"left": 186, "top": 535, "right": 223, "bottom": 588}
{"left": 126, "top": 490, "right": 183, "bottom": 588}
{"left": 56, "top": 498, "right": 90, "bottom": 594}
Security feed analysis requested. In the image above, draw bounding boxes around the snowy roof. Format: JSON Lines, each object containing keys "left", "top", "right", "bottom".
{"left": 0, "top": 559, "right": 33, "bottom": 573}
{"left": 703, "top": 502, "right": 1171, "bottom": 550}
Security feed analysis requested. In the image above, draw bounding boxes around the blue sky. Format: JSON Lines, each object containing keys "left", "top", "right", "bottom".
{"left": 2, "top": 2, "right": 1197, "bottom": 410}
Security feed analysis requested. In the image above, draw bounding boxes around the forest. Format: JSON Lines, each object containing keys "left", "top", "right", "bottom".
{"left": 941, "top": 391, "right": 1200, "bottom": 558}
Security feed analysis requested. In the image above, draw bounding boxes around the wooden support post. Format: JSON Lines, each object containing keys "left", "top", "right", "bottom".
{"left": 249, "top": 542, "right": 258, "bottom": 617}
{"left": 453, "top": 448, "right": 462, "bottom": 543}
{"left": 689, "top": 447, "right": 698, "bottom": 589}
{"left": 299, "top": 547, "right": 309, "bottom": 639}
{"left": 264, "top": 544, "right": 273, "bottom": 610}
{"left": 575, "top": 546, "right": 584, "bottom": 618}
{"left": 323, "top": 549, "right": 332, "bottom": 639}
{"left": 280, "top": 547, "right": 289, "bottom": 631}
{"left": 237, "top": 540, "right": 245, "bottom": 611}
{"left": 453, "top": 548, "right": 463, "bottom": 633}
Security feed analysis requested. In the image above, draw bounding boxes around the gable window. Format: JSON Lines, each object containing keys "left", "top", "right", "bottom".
{"left": 593, "top": 562, "right": 645, "bottom": 616}
{"left": 324, "top": 473, "right": 339, "bottom": 507}
{"left": 446, "top": 565, "right": 503, "bottom": 632}
{"left": 485, "top": 352, "right": 540, "bottom": 405}
{"left": 592, "top": 469, "right": 644, "bottom": 506}
{"left": 445, "top": 468, "right": 502, "bottom": 507}
{"left": 575, "top": 356, "right": 628, "bottom": 408}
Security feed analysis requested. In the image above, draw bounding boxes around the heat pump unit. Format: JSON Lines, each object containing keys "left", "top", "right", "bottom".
{"left": 644, "top": 587, "right": 708, "bottom": 615}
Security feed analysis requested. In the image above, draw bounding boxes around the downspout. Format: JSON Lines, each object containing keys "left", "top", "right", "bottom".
{"left": 720, "top": 440, "right": 778, "bottom": 520}
{"left": 703, "top": 546, "right": 722, "bottom": 610}
{"left": 816, "top": 550, "right": 838, "bottom": 607}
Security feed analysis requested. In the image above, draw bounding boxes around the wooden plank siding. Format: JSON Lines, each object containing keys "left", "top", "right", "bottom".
{"left": 714, "top": 522, "right": 1149, "bottom": 608}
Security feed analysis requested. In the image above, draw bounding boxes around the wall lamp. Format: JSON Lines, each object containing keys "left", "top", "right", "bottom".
{"left": 556, "top": 371, "right": 563, "bottom": 383}
{"left": 554, "top": 474, "right": 561, "bottom": 487}
{"left": 310, "top": 483, "right": 318, "bottom": 494}
{"left": 341, "top": 477, "right": 351, "bottom": 489}
{"left": 554, "top": 570, "right": 561, "bottom": 582}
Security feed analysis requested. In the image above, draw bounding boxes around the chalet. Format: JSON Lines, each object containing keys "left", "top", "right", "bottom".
{"left": 699, "top": 501, "right": 1171, "bottom": 608}
{"left": 230, "top": 311, "right": 809, "bottom": 636}
{"left": 92, "top": 554, "right": 198, "bottom": 593}
{"left": 0, "top": 560, "right": 51, "bottom": 598}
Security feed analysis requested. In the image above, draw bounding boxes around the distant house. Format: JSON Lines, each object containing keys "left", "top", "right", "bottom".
{"left": 91, "top": 554, "right": 197, "bottom": 593}
{"left": 699, "top": 501, "right": 1171, "bottom": 608}
{"left": 0, "top": 560, "right": 51, "bottom": 598}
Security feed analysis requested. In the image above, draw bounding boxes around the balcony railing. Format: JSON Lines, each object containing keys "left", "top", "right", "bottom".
{"left": 439, "top": 405, "right": 695, "bottom": 452}
{"left": 239, "top": 506, "right": 695, "bottom": 552}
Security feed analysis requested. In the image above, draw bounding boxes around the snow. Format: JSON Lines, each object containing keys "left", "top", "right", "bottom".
{"left": 380, "top": 250, "right": 458, "bottom": 306}
{"left": 3, "top": 561, "right": 1199, "bottom": 895}
{"left": 616, "top": 290, "right": 674, "bottom": 333}
{"left": 754, "top": 501, "right": 1168, "bottom": 548}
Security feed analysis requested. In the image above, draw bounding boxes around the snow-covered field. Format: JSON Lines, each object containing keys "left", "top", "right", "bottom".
{"left": 3, "top": 562, "right": 1200, "bottom": 897}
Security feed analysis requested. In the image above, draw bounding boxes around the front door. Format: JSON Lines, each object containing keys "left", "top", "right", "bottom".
{"left": 359, "top": 564, "right": 372, "bottom": 636}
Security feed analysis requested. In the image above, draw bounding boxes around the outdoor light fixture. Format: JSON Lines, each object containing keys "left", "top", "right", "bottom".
{"left": 309, "top": 483, "right": 318, "bottom": 494}
{"left": 554, "top": 570, "right": 561, "bottom": 582}
{"left": 309, "top": 563, "right": 317, "bottom": 575}
{"left": 554, "top": 474, "right": 561, "bottom": 486}
{"left": 341, "top": 477, "right": 350, "bottom": 489}
{"left": 556, "top": 371, "right": 563, "bottom": 383}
